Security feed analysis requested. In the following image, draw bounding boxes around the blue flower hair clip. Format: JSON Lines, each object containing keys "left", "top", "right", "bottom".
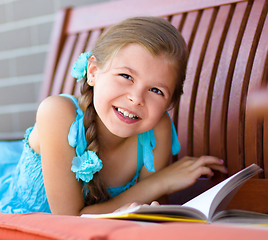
{"left": 71, "top": 52, "right": 92, "bottom": 82}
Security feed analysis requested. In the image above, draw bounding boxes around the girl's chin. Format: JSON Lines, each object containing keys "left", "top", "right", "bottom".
{"left": 108, "top": 128, "right": 137, "bottom": 138}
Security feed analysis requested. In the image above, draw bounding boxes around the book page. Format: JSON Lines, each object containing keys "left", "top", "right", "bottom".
{"left": 182, "top": 164, "right": 262, "bottom": 220}
{"left": 82, "top": 205, "right": 207, "bottom": 221}
{"left": 212, "top": 209, "right": 268, "bottom": 224}
{"left": 182, "top": 174, "right": 236, "bottom": 219}
{"left": 81, "top": 205, "right": 142, "bottom": 219}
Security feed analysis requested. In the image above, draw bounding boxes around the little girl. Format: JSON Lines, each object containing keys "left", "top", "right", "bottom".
{"left": 0, "top": 16, "right": 227, "bottom": 215}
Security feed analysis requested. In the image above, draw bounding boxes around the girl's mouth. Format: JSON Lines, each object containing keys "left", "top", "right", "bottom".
{"left": 114, "top": 107, "right": 139, "bottom": 120}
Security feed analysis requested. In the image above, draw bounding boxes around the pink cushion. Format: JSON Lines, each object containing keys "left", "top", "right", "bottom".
{"left": 0, "top": 213, "right": 136, "bottom": 240}
{"left": 110, "top": 222, "right": 268, "bottom": 240}
{"left": 0, "top": 212, "right": 267, "bottom": 240}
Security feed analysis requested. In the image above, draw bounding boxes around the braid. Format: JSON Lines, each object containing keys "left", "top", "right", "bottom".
{"left": 79, "top": 78, "right": 111, "bottom": 205}
{"left": 80, "top": 83, "right": 99, "bottom": 153}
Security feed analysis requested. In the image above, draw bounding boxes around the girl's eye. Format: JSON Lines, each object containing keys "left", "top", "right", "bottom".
{"left": 150, "top": 88, "right": 164, "bottom": 96}
{"left": 120, "top": 74, "right": 132, "bottom": 81}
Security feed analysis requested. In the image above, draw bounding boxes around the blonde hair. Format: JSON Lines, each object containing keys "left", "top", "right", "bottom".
{"left": 79, "top": 16, "right": 188, "bottom": 204}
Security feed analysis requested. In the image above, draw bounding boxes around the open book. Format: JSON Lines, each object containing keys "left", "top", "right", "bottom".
{"left": 82, "top": 164, "right": 268, "bottom": 224}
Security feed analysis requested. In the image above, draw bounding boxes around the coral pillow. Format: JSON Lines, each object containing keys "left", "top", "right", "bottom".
{"left": 0, "top": 212, "right": 267, "bottom": 240}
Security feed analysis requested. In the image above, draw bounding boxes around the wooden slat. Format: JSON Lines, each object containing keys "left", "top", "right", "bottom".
{"left": 227, "top": 0, "right": 266, "bottom": 175}
{"left": 181, "top": 11, "right": 201, "bottom": 54}
{"left": 50, "top": 34, "right": 77, "bottom": 96}
{"left": 210, "top": 2, "right": 247, "bottom": 163}
{"left": 66, "top": 0, "right": 247, "bottom": 34}
{"left": 178, "top": 10, "right": 206, "bottom": 158}
{"left": 169, "top": 12, "right": 184, "bottom": 140}
{"left": 84, "top": 29, "right": 102, "bottom": 53}
{"left": 170, "top": 14, "right": 183, "bottom": 31}
{"left": 73, "top": 77, "right": 82, "bottom": 96}
{"left": 193, "top": 6, "right": 230, "bottom": 157}
{"left": 265, "top": 115, "right": 268, "bottom": 178}
{"left": 245, "top": 3, "right": 268, "bottom": 174}
{"left": 168, "top": 13, "right": 184, "bottom": 139}
{"left": 73, "top": 29, "right": 103, "bottom": 96}
{"left": 170, "top": 14, "right": 184, "bottom": 31}
{"left": 173, "top": 10, "right": 201, "bottom": 158}
{"left": 62, "top": 32, "right": 89, "bottom": 95}
{"left": 226, "top": 179, "right": 268, "bottom": 213}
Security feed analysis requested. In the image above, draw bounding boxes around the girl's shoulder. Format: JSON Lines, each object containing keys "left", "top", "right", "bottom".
{"left": 29, "top": 95, "right": 79, "bottom": 156}
{"left": 36, "top": 95, "right": 78, "bottom": 138}
{"left": 37, "top": 95, "right": 77, "bottom": 120}
{"left": 152, "top": 111, "right": 180, "bottom": 157}
{"left": 153, "top": 112, "right": 172, "bottom": 140}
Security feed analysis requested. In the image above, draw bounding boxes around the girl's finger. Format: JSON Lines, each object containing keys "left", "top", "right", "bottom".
{"left": 188, "top": 156, "right": 224, "bottom": 171}
{"left": 206, "top": 163, "right": 228, "bottom": 173}
{"left": 191, "top": 165, "right": 215, "bottom": 179}
{"left": 150, "top": 201, "right": 160, "bottom": 206}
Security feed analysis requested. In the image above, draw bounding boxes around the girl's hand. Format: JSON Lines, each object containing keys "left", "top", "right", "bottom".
{"left": 158, "top": 156, "right": 227, "bottom": 195}
{"left": 114, "top": 201, "right": 160, "bottom": 212}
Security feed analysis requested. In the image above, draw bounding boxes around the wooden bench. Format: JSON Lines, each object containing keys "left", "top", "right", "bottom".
{"left": 0, "top": 1, "right": 268, "bottom": 239}
{"left": 14, "top": 0, "right": 268, "bottom": 213}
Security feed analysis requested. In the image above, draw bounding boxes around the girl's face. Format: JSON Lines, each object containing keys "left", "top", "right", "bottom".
{"left": 87, "top": 44, "right": 176, "bottom": 138}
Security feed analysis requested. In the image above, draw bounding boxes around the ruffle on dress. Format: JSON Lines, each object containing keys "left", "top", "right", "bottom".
{"left": 0, "top": 126, "right": 51, "bottom": 213}
{"left": 138, "top": 112, "right": 181, "bottom": 173}
{"left": 138, "top": 129, "right": 156, "bottom": 172}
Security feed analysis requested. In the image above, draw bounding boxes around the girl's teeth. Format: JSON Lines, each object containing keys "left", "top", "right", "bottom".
{"left": 117, "top": 108, "right": 137, "bottom": 119}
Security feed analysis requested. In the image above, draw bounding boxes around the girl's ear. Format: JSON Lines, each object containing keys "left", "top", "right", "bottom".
{"left": 87, "top": 55, "right": 98, "bottom": 86}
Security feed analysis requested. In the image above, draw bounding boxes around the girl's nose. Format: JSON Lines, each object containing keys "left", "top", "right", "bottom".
{"left": 127, "top": 89, "right": 145, "bottom": 106}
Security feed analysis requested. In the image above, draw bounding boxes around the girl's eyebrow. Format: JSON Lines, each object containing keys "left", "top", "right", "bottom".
{"left": 116, "top": 66, "right": 139, "bottom": 76}
{"left": 157, "top": 83, "right": 171, "bottom": 96}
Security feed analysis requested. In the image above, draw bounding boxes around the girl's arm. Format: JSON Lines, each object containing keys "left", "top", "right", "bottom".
{"left": 36, "top": 96, "right": 85, "bottom": 215}
{"left": 79, "top": 154, "right": 227, "bottom": 214}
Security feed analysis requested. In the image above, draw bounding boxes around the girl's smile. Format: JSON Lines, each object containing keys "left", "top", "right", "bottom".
{"left": 113, "top": 106, "right": 141, "bottom": 124}
{"left": 87, "top": 43, "right": 176, "bottom": 138}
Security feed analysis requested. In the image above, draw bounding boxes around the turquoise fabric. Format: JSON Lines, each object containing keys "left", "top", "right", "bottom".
{"left": 0, "top": 94, "right": 180, "bottom": 213}
{"left": 0, "top": 128, "right": 50, "bottom": 213}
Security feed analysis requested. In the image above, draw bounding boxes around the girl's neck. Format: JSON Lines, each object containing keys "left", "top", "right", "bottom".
{"left": 96, "top": 116, "right": 129, "bottom": 151}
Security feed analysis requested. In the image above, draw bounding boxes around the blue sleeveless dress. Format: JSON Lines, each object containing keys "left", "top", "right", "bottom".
{"left": 0, "top": 94, "right": 180, "bottom": 214}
